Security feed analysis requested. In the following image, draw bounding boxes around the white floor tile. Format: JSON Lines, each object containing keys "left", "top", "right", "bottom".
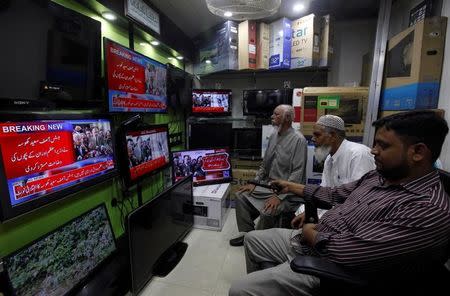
{"left": 139, "top": 280, "right": 211, "bottom": 296}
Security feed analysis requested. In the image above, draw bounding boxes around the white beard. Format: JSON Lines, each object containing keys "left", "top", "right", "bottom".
{"left": 314, "top": 145, "right": 332, "bottom": 163}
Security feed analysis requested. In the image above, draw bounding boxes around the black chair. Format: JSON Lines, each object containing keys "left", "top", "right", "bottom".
{"left": 290, "top": 169, "right": 450, "bottom": 296}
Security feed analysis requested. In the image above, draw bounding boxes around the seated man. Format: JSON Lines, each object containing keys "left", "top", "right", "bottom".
{"left": 229, "top": 110, "right": 450, "bottom": 296}
{"left": 229, "top": 104, "right": 307, "bottom": 247}
{"left": 298, "top": 114, "right": 375, "bottom": 218}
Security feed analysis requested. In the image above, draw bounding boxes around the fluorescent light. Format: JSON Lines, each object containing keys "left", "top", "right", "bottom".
{"left": 102, "top": 12, "right": 116, "bottom": 21}
{"left": 150, "top": 40, "right": 160, "bottom": 46}
{"left": 176, "top": 56, "right": 184, "bottom": 60}
{"left": 168, "top": 57, "right": 174, "bottom": 60}
{"left": 139, "top": 42, "right": 149, "bottom": 46}
{"left": 293, "top": 3, "right": 305, "bottom": 12}
{"left": 205, "top": 60, "right": 212, "bottom": 64}
{"left": 224, "top": 11, "right": 233, "bottom": 17}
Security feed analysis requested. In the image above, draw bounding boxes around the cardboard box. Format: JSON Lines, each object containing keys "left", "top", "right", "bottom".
{"left": 306, "top": 145, "right": 323, "bottom": 185}
{"left": 230, "top": 168, "right": 258, "bottom": 197}
{"left": 381, "top": 17, "right": 447, "bottom": 110}
{"left": 256, "top": 22, "right": 270, "bottom": 69}
{"left": 269, "top": 18, "right": 292, "bottom": 69}
{"left": 301, "top": 87, "right": 369, "bottom": 139}
{"left": 291, "top": 14, "right": 320, "bottom": 68}
{"left": 231, "top": 158, "right": 262, "bottom": 170}
{"left": 239, "top": 20, "right": 257, "bottom": 70}
{"left": 193, "top": 183, "right": 230, "bottom": 231}
{"left": 194, "top": 20, "right": 238, "bottom": 75}
{"left": 319, "top": 15, "right": 334, "bottom": 67}
{"left": 292, "top": 88, "right": 303, "bottom": 123}
{"left": 379, "top": 109, "right": 445, "bottom": 118}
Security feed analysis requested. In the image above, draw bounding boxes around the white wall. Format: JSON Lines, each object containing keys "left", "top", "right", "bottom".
{"left": 328, "top": 18, "right": 377, "bottom": 86}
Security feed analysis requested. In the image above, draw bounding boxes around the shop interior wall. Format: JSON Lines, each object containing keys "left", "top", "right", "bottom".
{"left": 0, "top": 0, "right": 184, "bottom": 257}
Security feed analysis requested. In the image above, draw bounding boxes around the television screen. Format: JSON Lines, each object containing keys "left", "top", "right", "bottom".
{"left": 167, "top": 64, "right": 193, "bottom": 109}
{"left": 192, "top": 89, "right": 232, "bottom": 115}
{"left": 172, "top": 148, "right": 232, "bottom": 186}
{"left": 128, "top": 176, "right": 193, "bottom": 294}
{"left": 104, "top": 38, "right": 168, "bottom": 113}
{"left": 3, "top": 204, "right": 116, "bottom": 296}
{"left": 188, "top": 122, "right": 233, "bottom": 149}
{"left": 120, "top": 124, "right": 170, "bottom": 186}
{"left": 233, "top": 128, "right": 262, "bottom": 156}
{"left": 0, "top": 0, "right": 101, "bottom": 108}
{"left": 243, "top": 89, "right": 293, "bottom": 116}
{"left": 0, "top": 114, "right": 117, "bottom": 221}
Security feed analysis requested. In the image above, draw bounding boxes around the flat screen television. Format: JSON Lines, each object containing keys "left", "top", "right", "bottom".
{"left": 172, "top": 148, "right": 232, "bottom": 186}
{"left": 243, "top": 89, "right": 293, "bottom": 116}
{"left": 167, "top": 64, "right": 193, "bottom": 109}
{"left": 188, "top": 122, "right": 233, "bottom": 149}
{"left": 117, "top": 122, "right": 170, "bottom": 187}
{"left": 191, "top": 89, "right": 232, "bottom": 116}
{"left": 3, "top": 204, "right": 116, "bottom": 296}
{"left": 233, "top": 128, "right": 262, "bottom": 157}
{"left": 127, "top": 176, "right": 193, "bottom": 294}
{"left": 0, "top": 0, "right": 102, "bottom": 108}
{"left": 104, "top": 38, "right": 168, "bottom": 113}
{"left": 0, "top": 114, "right": 117, "bottom": 221}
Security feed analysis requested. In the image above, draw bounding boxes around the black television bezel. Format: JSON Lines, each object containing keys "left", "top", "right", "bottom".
{"left": 127, "top": 175, "right": 193, "bottom": 294}
{"left": 242, "top": 88, "right": 294, "bottom": 116}
{"left": 117, "top": 122, "right": 171, "bottom": 188}
{"left": 0, "top": 112, "right": 118, "bottom": 222}
{"left": 103, "top": 37, "right": 168, "bottom": 114}
{"left": 3, "top": 203, "right": 117, "bottom": 295}
{"left": 171, "top": 147, "right": 233, "bottom": 187}
{"left": 191, "top": 89, "right": 232, "bottom": 117}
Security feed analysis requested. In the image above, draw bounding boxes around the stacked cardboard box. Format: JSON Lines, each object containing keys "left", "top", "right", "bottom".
{"left": 291, "top": 14, "right": 320, "bottom": 68}
{"left": 381, "top": 17, "right": 447, "bottom": 110}
{"left": 229, "top": 168, "right": 258, "bottom": 200}
{"left": 238, "top": 20, "right": 257, "bottom": 70}
{"left": 269, "top": 18, "right": 292, "bottom": 69}
{"left": 256, "top": 22, "right": 270, "bottom": 69}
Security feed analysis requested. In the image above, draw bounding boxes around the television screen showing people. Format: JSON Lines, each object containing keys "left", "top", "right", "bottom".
{"left": 104, "top": 38, "right": 167, "bottom": 113}
{"left": 0, "top": 118, "right": 115, "bottom": 210}
{"left": 3, "top": 205, "right": 116, "bottom": 296}
{"left": 126, "top": 126, "right": 170, "bottom": 182}
{"left": 172, "top": 148, "right": 232, "bottom": 186}
{"left": 192, "top": 89, "right": 231, "bottom": 115}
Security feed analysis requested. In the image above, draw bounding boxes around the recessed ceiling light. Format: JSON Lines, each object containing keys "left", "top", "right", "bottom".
{"left": 224, "top": 11, "right": 233, "bottom": 17}
{"left": 176, "top": 56, "right": 184, "bottom": 60}
{"left": 150, "top": 40, "right": 160, "bottom": 46}
{"left": 102, "top": 12, "right": 116, "bottom": 21}
{"left": 293, "top": 3, "right": 305, "bottom": 12}
{"left": 205, "top": 60, "right": 212, "bottom": 64}
{"left": 139, "top": 42, "right": 149, "bottom": 46}
{"left": 168, "top": 57, "right": 174, "bottom": 60}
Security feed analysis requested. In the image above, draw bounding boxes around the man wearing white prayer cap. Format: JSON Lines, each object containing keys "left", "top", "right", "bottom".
{"left": 294, "top": 114, "right": 376, "bottom": 219}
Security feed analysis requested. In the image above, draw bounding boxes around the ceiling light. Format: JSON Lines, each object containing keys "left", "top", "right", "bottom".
{"left": 150, "top": 40, "right": 160, "bottom": 46}
{"left": 168, "top": 57, "right": 174, "bottom": 60}
{"left": 176, "top": 56, "right": 184, "bottom": 60}
{"left": 205, "top": 60, "right": 212, "bottom": 64}
{"left": 139, "top": 42, "right": 149, "bottom": 46}
{"left": 224, "top": 11, "right": 233, "bottom": 17}
{"left": 102, "top": 12, "right": 117, "bottom": 21}
{"left": 293, "top": 3, "right": 305, "bottom": 12}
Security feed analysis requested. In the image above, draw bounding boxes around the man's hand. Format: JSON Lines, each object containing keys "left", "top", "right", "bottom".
{"left": 269, "top": 179, "right": 290, "bottom": 194}
{"left": 302, "top": 223, "right": 318, "bottom": 247}
{"left": 291, "top": 213, "right": 305, "bottom": 229}
{"left": 237, "top": 183, "right": 256, "bottom": 193}
{"left": 263, "top": 195, "right": 281, "bottom": 214}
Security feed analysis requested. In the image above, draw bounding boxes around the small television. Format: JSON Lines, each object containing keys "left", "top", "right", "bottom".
{"left": 233, "top": 128, "right": 262, "bottom": 157}
{"left": 243, "top": 89, "right": 293, "bottom": 116}
{"left": 127, "top": 176, "right": 193, "bottom": 294}
{"left": 191, "top": 89, "right": 232, "bottom": 116}
{"left": 0, "top": 114, "right": 117, "bottom": 221}
{"left": 117, "top": 121, "right": 170, "bottom": 187}
{"left": 104, "top": 38, "right": 168, "bottom": 113}
{"left": 3, "top": 204, "right": 116, "bottom": 295}
{"left": 188, "top": 122, "right": 233, "bottom": 149}
{"left": 0, "top": 0, "right": 102, "bottom": 108}
{"left": 172, "top": 148, "right": 232, "bottom": 186}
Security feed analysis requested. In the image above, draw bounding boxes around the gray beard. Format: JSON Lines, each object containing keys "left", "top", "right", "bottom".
{"left": 314, "top": 145, "right": 332, "bottom": 163}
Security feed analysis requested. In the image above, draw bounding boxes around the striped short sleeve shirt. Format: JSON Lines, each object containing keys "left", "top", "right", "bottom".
{"left": 303, "top": 170, "right": 450, "bottom": 273}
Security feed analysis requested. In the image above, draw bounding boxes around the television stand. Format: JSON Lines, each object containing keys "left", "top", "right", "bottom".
{"left": 153, "top": 242, "right": 188, "bottom": 277}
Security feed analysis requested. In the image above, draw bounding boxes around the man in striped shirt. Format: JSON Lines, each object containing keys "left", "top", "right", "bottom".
{"left": 229, "top": 111, "right": 450, "bottom": 296}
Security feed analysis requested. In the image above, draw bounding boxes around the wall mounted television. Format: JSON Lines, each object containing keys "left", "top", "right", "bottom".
{"left": 0, "top": 0, "right": 102, "bottom": 109}
{"left": 127, "top": 176, "right": 193, "bottom": 294}
{"left": 117, "top": 121, "right": 170, "bottom": 187}
{"left": 243, "top": 89, "right": 293, "bottom": 116}
{"left": 104, "top": 38, "right": 168, "bottom": 113}
{"left": 192, "top": 89, "right": 232, "bottom": 116}
{"left": 172, "top": 148, "right": 232, "bottom": 186}
{"left": 0, "top": 114, "right": 117, "bottom": 221}
{"left": 3, "top": 204, "right": 116, "bottom": 296}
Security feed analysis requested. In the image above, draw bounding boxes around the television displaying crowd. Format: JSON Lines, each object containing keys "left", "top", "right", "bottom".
{"left": 72, "top": 124, "right": 113, "bottom": 161}
{"left": 126, "top": 132, "right": 169, "bottom": 168}
{"left": 192, "top": 93, "right": 229, "bottom": 110}
{"left": 173, "top": 154, "right": 206, "bottom": 179}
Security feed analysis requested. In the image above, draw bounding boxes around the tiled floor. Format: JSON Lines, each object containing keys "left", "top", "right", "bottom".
{"left": 139, "top": 209, "right": 246, "bottom": 296}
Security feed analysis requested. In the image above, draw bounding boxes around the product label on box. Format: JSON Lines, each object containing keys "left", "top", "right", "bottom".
{"left": 303, "top": 96, "right": 318, "bottom": 122}
{"left": 269, "top": 54, "right": 280, "bottom": 67}
{"left": 318, "top": 96, "right": 340, "bottom": 109}
{"left": 249, "top": 44, "right": 256, "bottom": 54}
{"left": 381, "top": 82, "right": 440, "bottom": 110}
